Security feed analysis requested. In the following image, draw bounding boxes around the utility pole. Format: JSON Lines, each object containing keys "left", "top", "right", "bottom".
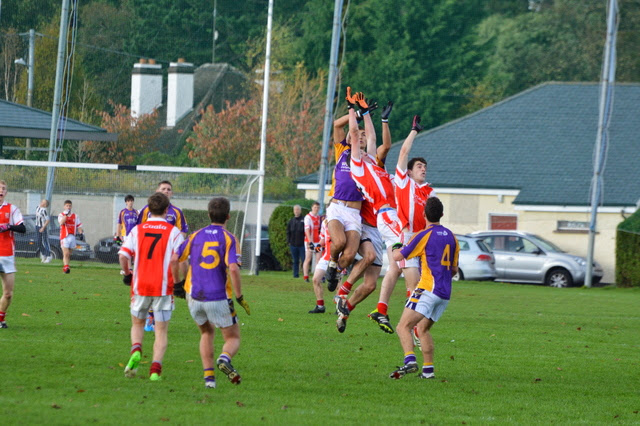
{"left": 317, "top": 0, "right": 344, "bottom": 213}
{"left": 212, "top": 0, "right": 217, "bottom": 64}
{"left": 45, "top": 0, "right": 71, "bottom": 206}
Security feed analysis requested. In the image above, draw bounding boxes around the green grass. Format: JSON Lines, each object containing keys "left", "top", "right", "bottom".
{"left": 2, "top": 260, "right": 640, "bottom": 424}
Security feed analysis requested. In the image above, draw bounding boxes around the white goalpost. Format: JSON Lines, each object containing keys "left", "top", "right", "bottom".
{"left": 0, "top": 158, "right": 266, "bottom": 274}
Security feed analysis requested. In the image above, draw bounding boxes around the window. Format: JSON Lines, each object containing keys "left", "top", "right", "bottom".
{"left": 458, "top": 240, "right": 470, "bottom": 251}
{"left": 489, "top": 214, "right": 517, "bottom": 230}
{"left": 556, "top": 220, "right": 589, "bottom": 233}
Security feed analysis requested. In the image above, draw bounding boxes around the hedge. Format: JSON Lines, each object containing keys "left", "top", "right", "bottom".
{"left": 615, "top": 208, "right": 640, "bottom": 287}
{"left": 268, "top": 203, "right": 311, "bottom": 271}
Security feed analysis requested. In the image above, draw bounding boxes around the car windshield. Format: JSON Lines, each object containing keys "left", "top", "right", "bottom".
{"left": 528, "top": 234, "right": 565, "bottom": 253}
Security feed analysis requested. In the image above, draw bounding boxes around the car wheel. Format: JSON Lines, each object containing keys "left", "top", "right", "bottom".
{"left": 546, "top": 268, "right": 573, "bottom": 288}
{"left": 50, "top": 248, "right": 62, "bottom": 260}
{"left": 452, "top": 269, "right": 464, "bottom": 282}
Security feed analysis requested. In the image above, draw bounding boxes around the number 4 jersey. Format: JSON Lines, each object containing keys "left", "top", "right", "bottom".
{"left": 400, "top": 224, "right": 459, "bottom": 300}
{"left": 119, "top": 218, "right": 185, "bottom": 296}
{"left": 176, "top": 224, "right": 239, "bottom": 302}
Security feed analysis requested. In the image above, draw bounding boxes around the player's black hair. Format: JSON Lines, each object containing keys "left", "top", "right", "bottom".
{"left": 408, "top": 157, "right": 427, "bottom": 171}
{"left": 64, "top": 199, "right": 72, "bottom": 205}
{"left": 124, "top": 194, "right": 135, "bottom": 202}
{"left": 157, "top": 180, "right": 172, "bottom": 189}
{"left": 148, "top": 193, "right": 170, "bottom": 216}
{"left": 208, "top": 197, "right": 230, "bottom": 224}
{"left": 424, "top": 197, "right": 444, "bottom": 223}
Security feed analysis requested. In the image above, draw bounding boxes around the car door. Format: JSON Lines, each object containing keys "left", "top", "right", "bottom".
{"left": 501, "top": 236, "right": 547, "bottom": 282}
{"left": 480, "top": 235, "right": 510, "bottom": 279}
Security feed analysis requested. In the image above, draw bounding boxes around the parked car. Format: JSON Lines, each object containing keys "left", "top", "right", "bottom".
{"left": 15, "top": 215, "right": 92, "bottom": 261}
{"left": 94, "top": 236, "right": 121, "bottom": 263}
{"left": 240, "top": 225, "right": 281, "bottom": 271}
{"left": 470, "top": 231, "right": 603, "bottom": 287}
{"left": 378, "top": 234, "right": 496, "bottom": 281}
{"left": 454, "top": 234, "right": 497, "bottom": 281}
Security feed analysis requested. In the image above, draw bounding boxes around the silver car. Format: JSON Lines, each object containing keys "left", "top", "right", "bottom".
{"left": 470, "top": 231, "right": 604, "bottom": 287}
{"left": 454, "top": 234, "right": 497, "bottom": 282}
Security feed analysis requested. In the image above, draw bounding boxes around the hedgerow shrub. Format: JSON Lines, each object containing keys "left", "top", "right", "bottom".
{"left": 269, "top": 203, "right": 310, "bottom": 270}
{"left": 615, "top": 209, "right": 640, "bottom": 287}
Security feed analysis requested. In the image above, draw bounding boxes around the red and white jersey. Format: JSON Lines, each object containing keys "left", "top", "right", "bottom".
{"left": 119, "top": 218, "right": 185, "bottom": 297}
{"left": 58, "top": 212, "right": 82, "bottom": 239}
{"left": 394, "top": 167, "right": 436, "bottom": 232}
{"left": 0, "top": 203, "right": 24, "bottom": 256}
{"left": 350, "top": 154, "right": 397, "bottom": 214}
{"left": 304, "top": 212, "right": 321, "bottom": 244}
{"left": 360, "top": 200, "right": 377, "bottom": 227}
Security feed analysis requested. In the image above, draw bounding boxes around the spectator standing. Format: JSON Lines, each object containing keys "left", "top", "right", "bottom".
{"left": 35, "top": 199, "right": 52, "bottom": 263}
{"left": 286, "top": 205, "right": 305, "bottom": 278}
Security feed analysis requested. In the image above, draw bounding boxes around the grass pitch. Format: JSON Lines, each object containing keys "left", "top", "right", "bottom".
{"left": 1, "top": 259, "right": 639, "bottom": 424}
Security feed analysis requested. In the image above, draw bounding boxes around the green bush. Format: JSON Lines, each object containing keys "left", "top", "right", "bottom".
{"left": 615, "top": 209, "right": 640, "bottom": 287}
{"left": 268, "top": 204, "right": 309, "bottom": 271}
{"left": 183, "top": 209, "right": 244, "bottom": 238}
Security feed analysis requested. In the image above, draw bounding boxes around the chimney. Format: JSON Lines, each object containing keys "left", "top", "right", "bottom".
{"left": 131, "top": 59, "right": 162, "bottom": 118}
{"left": 166, "top": 58, "right": 194, "bottom": 127}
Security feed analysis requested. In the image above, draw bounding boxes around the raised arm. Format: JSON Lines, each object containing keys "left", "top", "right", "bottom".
{"left": 354, "top": 92, "right": 377, "bottom": 157}
{"left": 333, "top": 114, "right": 350, "bottom": 144}
{"left": 397, "top": 115, "right": 423, "bottom": 172}
{"left": 378, "top": 101, "right": 393, "bottom": 161}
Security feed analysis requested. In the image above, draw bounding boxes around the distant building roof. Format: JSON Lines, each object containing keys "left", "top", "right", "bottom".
{"left": 0, "top": 99, "right": 116, "bottom": 142}
{"left": 385, "top": 82, "right": 640, "bottom": 207}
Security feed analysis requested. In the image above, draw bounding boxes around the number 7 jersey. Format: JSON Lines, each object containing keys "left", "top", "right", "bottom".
{"left": 119, "top": 218, "right": 185, "bottom": 296}
{"left": 176, "top": 224, "right": 239, "bottom": 302}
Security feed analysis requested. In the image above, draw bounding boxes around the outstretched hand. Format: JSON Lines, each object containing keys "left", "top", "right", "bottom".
{"left": 412, "top": 115, "right": 423, "bottom": 132}
{"left": 381, "top": 101, "right": 394, "bottom": 121}
{"left": 346, "top": 86, "right": 357, "bottom": 108}
{"left": 354, "top": 92, "right": 369, "bottom": 110}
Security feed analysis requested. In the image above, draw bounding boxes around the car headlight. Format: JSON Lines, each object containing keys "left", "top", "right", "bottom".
{"left": 573, "top": 256, "right": 586, "bottom": 266}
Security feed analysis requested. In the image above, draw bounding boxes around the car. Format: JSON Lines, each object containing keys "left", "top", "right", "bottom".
{"left": 470, "top": 230, "right": 604, "bottom": 287}
{"left": 454, "top": 234, "right": 497, "bottom": 281}
{"left": 94, "top": 236, "right": 121, "bottom": 263}
{"left": 15, "top": 215, "right": 93, "bottom": 261}
{"left": 240, "top": 225, "right": 281, "bottom": 271}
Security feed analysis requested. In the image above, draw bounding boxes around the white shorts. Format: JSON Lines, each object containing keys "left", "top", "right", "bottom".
{"left": 326, "top": 203, "right": 362, "bottom": 234}
{"left": 130, "top": 295, "right": 174, "bottom": 321}
{"left": 315, "top": 258, "right": 329, "bottom": 272}
{"left": 377, "top": 208, "right": 403, "bottom": 247}
{"left": 187, "top": 296, "right": 237, "bottom": 328}
{"left": 0, "top": 256, "right": 17, "bottom": 274}
{"left": 61, "top": 235, "right": 76, "bottom": 249}
{"left": 360, "top": 224, "right": 383, "bottom": 266}
{"left": 398, "top": 231, "right": 419, "bottom": 269}
{"left": 405, "top": 288, "right": 449, "bottom": 322}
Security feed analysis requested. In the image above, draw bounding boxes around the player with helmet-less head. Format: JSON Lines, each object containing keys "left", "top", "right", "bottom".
{"left": 302, "top": 201, "right": 322, "bottom": 282}
{"left": 138, "top": 180, "right": 188, "bottom": 331}
{"left": 119, "top": 192, "right": 185, "bottom": 381}
{"left": 389, "top": 197, "right": 459, "bottom": 380}
{"left": 58, "top": 200, "right": 84, "bottom": 274}
{"left": 0, "top": 180, "right": 26, "bottom": 329}
{"left": 116, "top": 194, "right": 139, "bottom": 242}
{"left": 370, "top": 115, "right": 436, "bottom": 335}
{"left": 172, "top": 196, "right": 250, "bottom": 388}
{"left": 323, "top": 88, "right": 378, "bottom": 291}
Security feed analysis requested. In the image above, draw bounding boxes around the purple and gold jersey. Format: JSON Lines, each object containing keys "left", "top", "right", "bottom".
{"left": 118, "top": 208, "right": 139, "bottom": 236}
{"left": 138, "top": 203, "right": 188, "bottom": 234}
{"left": 400, "top": 224, "right": 459, "bottom": 300}
{"left": 176, "top": 224, "right": 239, "bottom": 302}
{"left": 328, "top": 139, "right": 365, "bottom": 202}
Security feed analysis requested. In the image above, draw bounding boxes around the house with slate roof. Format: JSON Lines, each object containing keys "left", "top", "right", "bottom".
{"left": 298, "top": 82, "right": 640, "bottom": 283}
